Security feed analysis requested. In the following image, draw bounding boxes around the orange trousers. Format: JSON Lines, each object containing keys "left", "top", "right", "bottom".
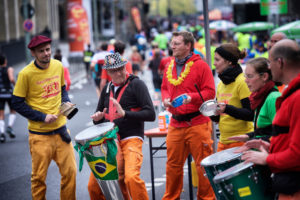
{"left": 279, "top": 190, "right": 300, "bottom": 200}
{"left": 217, "top": 141, "right": 244, "bottom": 152}
{"left": 162, "top": 122, "right": 215, "bottom": 200}
{"left": 88, "top": 138, "right": 148, "bottom": 200}
{"left": 29, "top": 133, "right": 77, "bottom": 200}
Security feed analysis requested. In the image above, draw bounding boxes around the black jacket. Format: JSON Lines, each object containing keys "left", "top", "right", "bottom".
{"left": 94, "top": 75, "right": 155, "bottom": 140}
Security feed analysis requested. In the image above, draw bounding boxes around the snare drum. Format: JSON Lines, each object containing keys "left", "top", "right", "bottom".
{"left": 75, "top": 122, "right": 124, "bottom": 200}
{"left": 201, "top": 147, "right": 243, "bottom": 199}
{"left": 213, "top": 162, "right": 274, "bottom": 200}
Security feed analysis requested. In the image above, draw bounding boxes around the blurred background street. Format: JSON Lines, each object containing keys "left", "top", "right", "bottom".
{"left": 0, "top": 0, "right": 299, "bottom": 199}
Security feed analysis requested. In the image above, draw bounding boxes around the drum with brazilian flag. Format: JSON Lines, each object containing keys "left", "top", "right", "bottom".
{"left": 85, "top": 150, "right": 118, "bottom": 180}
{"left": 75, "top": 122, "right": 124, "bottom": 199}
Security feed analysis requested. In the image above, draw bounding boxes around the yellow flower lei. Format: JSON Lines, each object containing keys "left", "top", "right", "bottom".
{"left": 166, "top": 59, "right": 194, "bottom": 86}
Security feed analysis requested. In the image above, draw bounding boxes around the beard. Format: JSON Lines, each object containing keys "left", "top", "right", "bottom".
{"left": 37, "top": 57, "right": 50, "bottom": 64}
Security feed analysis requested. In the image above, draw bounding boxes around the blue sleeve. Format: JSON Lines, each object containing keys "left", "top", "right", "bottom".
{"left": 61, "top": 85, "right": 70, "bottom": 102}
{"left": 11, "top": 95, "right": 46, "bottom": 122}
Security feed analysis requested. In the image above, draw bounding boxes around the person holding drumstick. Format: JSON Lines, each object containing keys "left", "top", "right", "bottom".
{"left": 161, "top": 31, "right": 216, "bottom": 200}
{"left": 228, "top": 57, "right": 281, "bottom": 142}
{"left": 241, "top": 39, "right": 300, "bottom": 199}
{"left": 89, "top": 52, "right": 155, "bottom": 200}
{"left": 212, "top": 43, "right": 254, "bottom": 151}
{"left": 11, "top": 35, "right": 77, "bottom": 200}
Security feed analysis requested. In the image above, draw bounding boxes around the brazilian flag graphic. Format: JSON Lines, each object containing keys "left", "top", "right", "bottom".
{"left": 85, "top": 153, "right": 119, "bottom": 180}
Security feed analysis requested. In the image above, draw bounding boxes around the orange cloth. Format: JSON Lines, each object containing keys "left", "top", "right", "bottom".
{"left": 88, "top": 173, "right": 106, "bottom": 200}
{"left": 277, "top": 84, "right": 286, "bottom": 93}
{"left": 217, "top": 141, "right": 245, "bottom": 152}
{"left": 162, "top": 122, "right": 215, "bottom": 200}
{"left": 117, "top": 138, "right": 147, "bottom": 200}
{"left": 101, "top": 62, "right": 133, "bottom": 81}
{"left": 87, "top": 138, "right": 148, "bottom": 200}
{"left": 279, "top": 190, "right": 300, "bottom": 200}
{"left": 63, "top": 67, "right": 71, "bottom": 91}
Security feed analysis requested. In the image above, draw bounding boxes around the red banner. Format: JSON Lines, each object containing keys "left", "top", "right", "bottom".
{"left": 131, "top": 7, "right": 142, "bottom": 32}
{"left": 67, "top": 0, "right": 90, "bottom": 52}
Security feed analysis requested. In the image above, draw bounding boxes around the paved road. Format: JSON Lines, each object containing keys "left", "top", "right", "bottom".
{"left": 0, "top": 69, "right": 198, "bottom": 200}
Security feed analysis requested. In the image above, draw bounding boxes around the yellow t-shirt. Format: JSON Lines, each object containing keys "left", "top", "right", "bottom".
{"left": 217, "top": 73, "right": 254, "bottom": 144}
{"left": 13, "top": 59, "right": 67, "bottom": 132}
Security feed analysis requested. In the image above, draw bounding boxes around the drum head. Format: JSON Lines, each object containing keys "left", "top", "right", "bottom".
{"left": 75, "top": 122, "right": 114, "bottom": 143}
{"left": 199, "top": 100, "right": 218, "bottom": 116}
{"left": 201, "top": 147, "right": 242, "bottom": 166}
{"left": 213, "top": 162, "right": 254, "bottom": 184}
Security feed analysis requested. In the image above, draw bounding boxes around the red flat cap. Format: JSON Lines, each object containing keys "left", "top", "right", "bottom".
{"left": 27, "top": 35, "right": 52, "bottom": 50}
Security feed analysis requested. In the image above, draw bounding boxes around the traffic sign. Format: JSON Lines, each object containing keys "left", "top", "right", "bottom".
{"left": 23, "top": 19, "right": 33, "bottom": 32}
{"left": 20, "top": 3, "right": 35, "bottom": 19}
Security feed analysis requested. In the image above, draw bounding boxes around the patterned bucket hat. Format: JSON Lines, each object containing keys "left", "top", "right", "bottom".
{"left": 103, "top": 52, "right": 127, "bottom": 69}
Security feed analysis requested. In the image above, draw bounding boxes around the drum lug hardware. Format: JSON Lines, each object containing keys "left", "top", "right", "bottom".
{"left": 218, "top": 189, "right": 223, "bottom": 195}
{"left": 224, "top": 183, "right": 233, "bottom": 195}
{"left": 248, "top": 171, "right": 259, "bottom": 184}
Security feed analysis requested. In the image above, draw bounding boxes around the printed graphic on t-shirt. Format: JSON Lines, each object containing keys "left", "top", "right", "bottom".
{"left": 37, "top": 75, "right": 61, "bottom": 98}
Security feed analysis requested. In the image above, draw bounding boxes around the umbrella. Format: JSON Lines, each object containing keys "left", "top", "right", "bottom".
{"left": 231, "top": 21, "right": 274, "bottom": 32}
{"left": 209, "top": 20, "right": 236, "bottom": 31}
{"left": 271, "top": 20, "right": 300, "bottom": 39}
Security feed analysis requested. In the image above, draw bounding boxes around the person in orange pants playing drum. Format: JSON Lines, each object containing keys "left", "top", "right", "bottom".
{"left": 240, "top": 39, "right": 300, "bottom": 200}
{"left": 89, "top": 52, "right": 155, "bottom": 200}
{"left": 161, "top": 31, "right": 216, "bottom": 200}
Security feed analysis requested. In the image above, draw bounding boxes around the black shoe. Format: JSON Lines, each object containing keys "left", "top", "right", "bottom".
{"left": 6, "top": 127, "right": 15, "bottom": 138}
{"left": 0, "top": 133, "right": 5, "bottom": 143}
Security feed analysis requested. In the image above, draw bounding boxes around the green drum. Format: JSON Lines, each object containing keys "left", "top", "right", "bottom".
{"left": 201, "top": 147, "right": 243, "bottom": 200}
{"left": 75, "top": 122, "right": 124, "bottom": 200}
{"left": 213, "top": 162, "right": 274, "bottom": 200}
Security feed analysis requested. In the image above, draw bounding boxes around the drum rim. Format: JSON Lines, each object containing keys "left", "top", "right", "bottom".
{"left": 199, "top": 99, "right": 218, "bottom": 116}
{"left": 201, "top": 147, "right": 242, "bottom": 166}
{"left": 75, "top": 122, "right": 115, "bottom": 143}
{"left": 213, "top": 162, "right": 254, "bottom": 184}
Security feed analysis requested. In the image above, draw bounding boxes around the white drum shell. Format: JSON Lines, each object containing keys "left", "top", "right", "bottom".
{"left": 75, "top": 122, "right": 114, "bottom": 146}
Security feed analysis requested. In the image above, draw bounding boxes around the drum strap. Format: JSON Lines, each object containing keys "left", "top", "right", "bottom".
{"left": 105, "top": 81, "right": 130, "bottom": 122}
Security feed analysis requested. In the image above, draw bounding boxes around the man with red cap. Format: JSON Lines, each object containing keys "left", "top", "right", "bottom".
{"left": 12, "top": 35, "right": 77, "bottom": 200}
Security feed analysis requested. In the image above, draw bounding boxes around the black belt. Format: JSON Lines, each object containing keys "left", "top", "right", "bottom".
{"left": 29, "top": 125, "right": 67, "bottom": 135}
{"left": 172, "top": 111, "right": 201, "bottom": 122}
{"left": 29, "top": 125, "right": 71, "bottom": 143}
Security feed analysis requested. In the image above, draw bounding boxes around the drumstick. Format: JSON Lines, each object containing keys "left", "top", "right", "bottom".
{"left": 39, "top": 106, "right": 74, "bottom": 128}
{"left": 194, "top": 84, "right": 205, "bottom": 102}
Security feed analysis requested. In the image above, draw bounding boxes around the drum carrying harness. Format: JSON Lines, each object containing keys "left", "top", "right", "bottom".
{"left": 105, "top": 80, "right": 130, "bottom": 122}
